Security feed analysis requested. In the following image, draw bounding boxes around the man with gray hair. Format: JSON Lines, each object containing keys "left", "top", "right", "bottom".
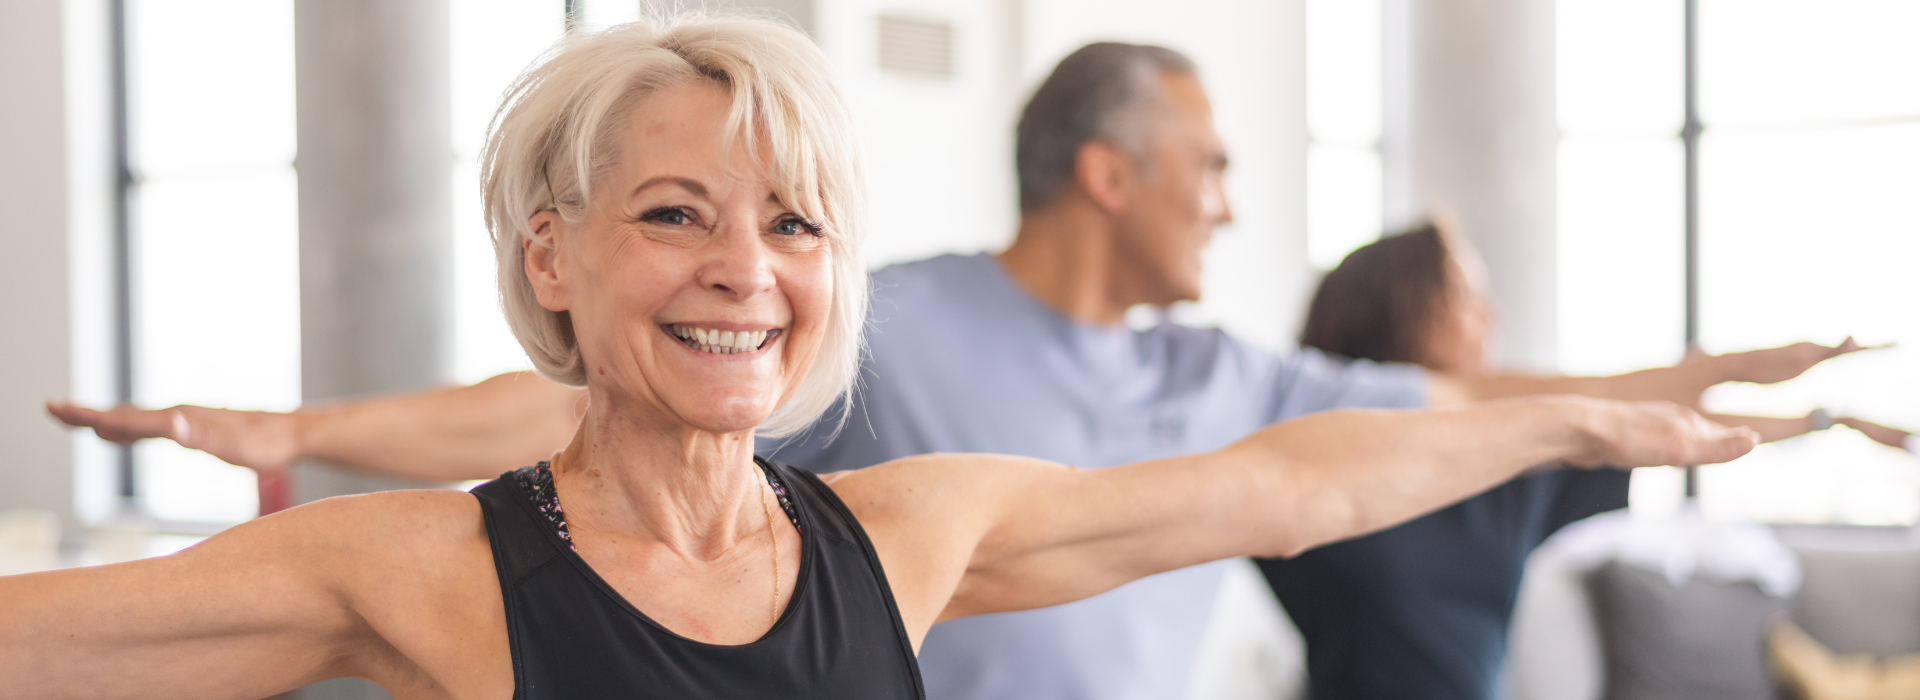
{"left": 54, "top": 41, "right": 1855, "bottom": 699}
{"left": 1016, "top": 43, "right": 1196, "bottom": 209}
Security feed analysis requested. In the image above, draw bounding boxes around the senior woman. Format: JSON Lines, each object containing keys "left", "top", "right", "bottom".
{"left": 0, "top": 16, "right": 1757, "bottom": 699}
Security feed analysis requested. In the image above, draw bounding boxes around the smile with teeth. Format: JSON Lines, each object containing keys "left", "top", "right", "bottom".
{"left": 666, "top": 324, "right": 780, "bottom": 355}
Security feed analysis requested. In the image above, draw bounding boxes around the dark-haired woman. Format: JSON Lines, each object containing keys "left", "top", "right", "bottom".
{"left": 1258, "top": 223, "right": 1908, "bottom": 700}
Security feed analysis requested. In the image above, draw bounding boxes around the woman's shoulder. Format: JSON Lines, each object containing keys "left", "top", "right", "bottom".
{"left": 218, "top": 488, "right": 492, "bottom": 573}
{"left": 178, "top": 488, "right": 509, "bottom": 694}
{"left": 281, "top": 487, "right": 485, "bottom": 530}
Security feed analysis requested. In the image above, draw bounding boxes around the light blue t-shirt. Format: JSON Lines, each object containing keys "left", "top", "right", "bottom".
{"left": 761, "top": 253, "right": 1427, "bottom": 700}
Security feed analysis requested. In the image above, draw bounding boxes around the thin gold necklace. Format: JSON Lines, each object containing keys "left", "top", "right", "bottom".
{"left": 758, "top": 470, "right": 781, "bottom": 627}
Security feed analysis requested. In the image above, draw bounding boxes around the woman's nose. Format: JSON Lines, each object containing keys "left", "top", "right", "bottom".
{"left": 696, "top": 221, "right": 777, "bottom": 299}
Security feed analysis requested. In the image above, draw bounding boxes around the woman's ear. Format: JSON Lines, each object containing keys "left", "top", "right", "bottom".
{"left": 524, "top": 210, "right": 571, "bottom": 312}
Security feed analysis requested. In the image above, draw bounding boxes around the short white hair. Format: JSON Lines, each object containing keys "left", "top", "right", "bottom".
{"left": 482, "top": 14, "right": 868, "bottom": 438}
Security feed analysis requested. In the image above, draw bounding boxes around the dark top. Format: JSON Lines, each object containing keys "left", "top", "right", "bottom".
{"left": 469, "top": 457, "right": 926, "bottom": 699}
{"left": 1256, "top": 468, "right": 1630, "bottom": 700}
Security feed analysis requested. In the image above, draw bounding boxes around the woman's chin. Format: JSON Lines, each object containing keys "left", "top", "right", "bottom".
{"left": 675, "top": 402, "right": 778, "bottom": 436}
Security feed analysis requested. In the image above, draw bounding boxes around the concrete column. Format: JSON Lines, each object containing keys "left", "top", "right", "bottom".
{"left": 0, "top": 0, "right": 77, "bottom": 532}
{"left": 1383, "top": 0, "right": 1559, "bottom": 370}
{"left": 293, "top": 0, "right": 450, "bottom": 695}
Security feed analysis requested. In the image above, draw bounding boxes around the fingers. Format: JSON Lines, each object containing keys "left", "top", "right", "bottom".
{"left": 45, "top": 400, "right": 101, "bottom": 428}
{"left": 1602, "top": 403, "right": 1756, "bottom": 468}
{"left": 1688, "top": 404, "right": 1760, "bottom": 460}
{"left": 43, "top": 400, "right": 180, "bottom": 444}
{"left": 1695, "top": 426, "right": 1760, "bottom": 465}
{"left": 1827, "top": 336, "right": 1896, "bottom": 356}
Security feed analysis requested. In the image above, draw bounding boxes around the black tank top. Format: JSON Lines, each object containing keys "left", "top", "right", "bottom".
{"left": 469, "top": 458, "right": 925, "bottom": 699}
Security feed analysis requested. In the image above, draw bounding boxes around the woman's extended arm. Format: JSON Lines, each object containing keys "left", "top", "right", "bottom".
{"left": 839, "top": 395, "right": 1756, "bottom": 640}
{"left": 47, "top": 371, "right": 585, "bottom": 482}
{"left": 1837, "top": 416, "right": 1916, "bottom": 451}
{"left": 0, "top": 491, "right": 504, "bottom": 700}
{"left": 1699, "top": 413, "right": 1913, "bottom": 446}
{"left": 1426, "top": 339, "right": 1870, "bottom": 408}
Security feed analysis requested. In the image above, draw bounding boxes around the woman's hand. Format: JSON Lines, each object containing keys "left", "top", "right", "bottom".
{"left": 46, "top": 401, "right": 299, "bottom": 471}
{"left": 1436, "top": 338, "right": 1878, "bottom": 410}
{"left": 1706, "top": 337, "right": 1877, "bottom": 386}
{"left": 45, "top": 372, "right": 585, "bottom": 482}
{"left": 1837, "top": 416, "right": 1915, "bottom": 451}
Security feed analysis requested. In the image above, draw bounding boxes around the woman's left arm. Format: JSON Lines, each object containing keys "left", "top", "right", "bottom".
{"left": 834, "top": 395, "right": 1756, "bottom": 641}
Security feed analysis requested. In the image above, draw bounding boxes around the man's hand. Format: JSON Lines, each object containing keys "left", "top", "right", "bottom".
{"left": 47, "top": 401, "right": 299, "bottom": 472}
{"left": 1706, "top": 337, "right": 1878, "bottom": 386}
{"left": 1570, "top": 398, "right": 1760, "bottom": 468}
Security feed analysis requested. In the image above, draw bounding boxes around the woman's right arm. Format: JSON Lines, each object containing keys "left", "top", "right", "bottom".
{"left": 0, "top": 490, "right": 498, "bottom": 700}
{"left": 47, "top": 371, "right": 585, "bottom": 482}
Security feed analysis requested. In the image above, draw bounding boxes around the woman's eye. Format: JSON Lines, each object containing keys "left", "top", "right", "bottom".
{"left": 772, "top": 217, "right": 821, "bottom": 237}
{"left": 645, "top": 207, "right": 693, "bottom": 226}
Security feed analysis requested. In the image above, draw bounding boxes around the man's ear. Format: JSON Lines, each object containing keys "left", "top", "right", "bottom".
{"left": 523, "top": 210, "right": 571, "bottom": 312}
{"left": 1073, "top": 140, "right": 1136, "bottom": 215}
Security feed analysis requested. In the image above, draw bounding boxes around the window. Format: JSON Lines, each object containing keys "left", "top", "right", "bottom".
{"left": 1554, "top": 0, "right": 1685, "bottom": 378}
{"left": 1304, "top": 0, "right": 1384, "bottom": 270}
{"left": 1558, "top": 0, "right": 1920, "bottom": 524}
{"left": 449, "top": 0, "right": 565, "bottom": 384}
{"left": 116, "top": 0, "right": 301, "bottom": 526}
{"left": 452, "top": 0, "right": 642, "bottom": 385}
{"left": 103, "top": 0, "right": 580, "bottom": 526}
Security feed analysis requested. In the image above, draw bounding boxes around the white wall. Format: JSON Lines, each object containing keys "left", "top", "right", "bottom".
{"left": 816, "top": 0, "right": 1026, "bottom": 268}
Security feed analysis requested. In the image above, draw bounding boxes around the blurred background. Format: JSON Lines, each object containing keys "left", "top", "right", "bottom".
{"left": 0, "top": 0, "right": 1915, "bottom": 695}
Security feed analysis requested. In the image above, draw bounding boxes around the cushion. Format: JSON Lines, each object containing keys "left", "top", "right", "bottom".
{"left": 1771, "top": 619, "right": 1920, "bottom": 700}
{"left": 1790, "top": 547, "right": 1920, "bottom": 657}
{"left": 1586, "top": 560, "right": 1785, "bottom": 700}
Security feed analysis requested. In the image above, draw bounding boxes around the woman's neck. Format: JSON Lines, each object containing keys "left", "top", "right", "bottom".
{"left": 548, "top": 392, "right": 765, "bottom": 561}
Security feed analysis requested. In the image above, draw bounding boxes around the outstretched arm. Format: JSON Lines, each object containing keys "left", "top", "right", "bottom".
{"left": 1705, "top": 413, "right": 1912, "bottom": 446}
{"left": 1707, "top": 413, "right": 1822, "bottom": 444}
{"left": 48, "top": 371, "right": 585, "bottom": 481}
{"left": 0, "top": 490, "right": 502, "bottom": 700}
{"left": 842, "top": 395, "right": 1757, "bottom": 641}
{"left": 1427, "top": 339, "right": 1870, "bottom": 408}
{"left": 1837, "top": 416, "right": 1915, "bottom": 451}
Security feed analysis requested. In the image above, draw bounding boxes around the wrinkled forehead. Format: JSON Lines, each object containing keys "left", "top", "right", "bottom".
{"left": 604, "top": 79, "right": 815, "bottom": 212}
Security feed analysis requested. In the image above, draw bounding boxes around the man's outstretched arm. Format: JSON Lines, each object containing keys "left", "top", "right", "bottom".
{"left": 1427, "top": 339, "right": 1872, "bottom": 408}
{"left": 48, "top": 371, "right": 584, "bottom": 481}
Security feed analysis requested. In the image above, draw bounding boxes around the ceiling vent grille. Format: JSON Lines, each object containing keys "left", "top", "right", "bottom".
{"left": 877, "top": 15, "right": 953, "bottom": 80}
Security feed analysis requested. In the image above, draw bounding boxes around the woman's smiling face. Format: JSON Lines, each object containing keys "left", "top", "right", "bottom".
{"left": 522, "top": 81, "right": 833, "bottom": 435}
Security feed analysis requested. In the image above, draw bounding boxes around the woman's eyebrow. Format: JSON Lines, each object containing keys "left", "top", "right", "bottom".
{"left": 628, "top": 176, "right": 708, "bottom": 199}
